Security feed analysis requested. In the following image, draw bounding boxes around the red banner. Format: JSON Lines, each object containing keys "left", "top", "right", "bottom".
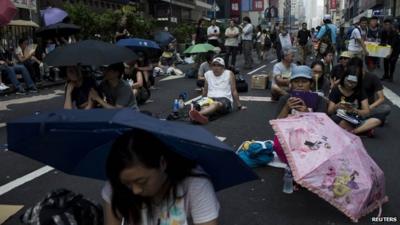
{"left": 231, "top": 0, "right": 240, "bottom": 16}
{"left": 330, "top": 0, "right": 337, "bottom": 9}
{"left": 253, "top": 0, "right": 264, "bottom": 11}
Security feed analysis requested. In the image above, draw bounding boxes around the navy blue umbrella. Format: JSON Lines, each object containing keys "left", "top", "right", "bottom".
{"left": 7, "top": 109, "right": 258, "bottom": 191}
{"left": 153, "top": 31, "right": 175, "bottom": 47}
{"left": 116, "top": 38, "right": 161, "bottom": 59}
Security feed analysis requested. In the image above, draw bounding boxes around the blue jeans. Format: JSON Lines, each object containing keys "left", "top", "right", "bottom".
{"left": 1, "top": 64, "right": 35, "bottom": 89}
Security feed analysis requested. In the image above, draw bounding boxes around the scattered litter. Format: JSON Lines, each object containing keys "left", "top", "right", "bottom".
{"left": 0, "top": 204, "right": 24, "bottom": 224}
{"left": 216, "top": 136, "right": 226, "bottom": 142}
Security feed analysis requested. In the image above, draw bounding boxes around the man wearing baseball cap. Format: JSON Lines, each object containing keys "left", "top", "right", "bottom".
{"left": 316, "top": 14, "right": 337, "bottom": 58}
{"left": 189, "top": 57, "right": 246, "bottom": 124}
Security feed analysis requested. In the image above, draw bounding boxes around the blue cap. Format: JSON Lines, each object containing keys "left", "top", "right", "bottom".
{"left": 290, "top": 65, "right": 312, "bottom": 81}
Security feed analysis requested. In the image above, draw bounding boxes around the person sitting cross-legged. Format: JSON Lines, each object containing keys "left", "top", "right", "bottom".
{"left": 189, "top": 57, "right": 246, "bottom": 124}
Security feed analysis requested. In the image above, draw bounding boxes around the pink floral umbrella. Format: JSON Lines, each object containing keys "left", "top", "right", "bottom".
{"left": 270, "top": 113, "right": 388, "bottom": 222}
{"left": 0, "top": 0, "right": 17, "bottom": 26}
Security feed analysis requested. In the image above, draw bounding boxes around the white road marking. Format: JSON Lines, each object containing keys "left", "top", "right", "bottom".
{"left": 247, "top": 65, "right": 267, "bottom": 75}
{"left": 240, "top": 96, "right": 272, "bottom": 102}
{"left": 159, "top": 74, "right": 186, "bottom": 82}
{"left": 216, "top": 136, "right": 227, "bottom": 142}
{"left": 383, "top": 86, "right": 400, "bottom": 108}
{"left": 0, "top": 90, "right": 64, "bottom": 111}
{"left": 0, "top": 166, "right": 54, "bottom": 196}
{"left": 270, "top": 59, "right": 278, "bottom": 64}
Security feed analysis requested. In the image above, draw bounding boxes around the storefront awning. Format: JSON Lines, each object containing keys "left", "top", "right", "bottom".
{"left": 195, "top": 0, "right": 212, "bottom": 10}
{"left": 161, "top": 0, "right": 195, "bottom": 9}
{"left": 8, "top": 20, "right": 39, "bottom": 28}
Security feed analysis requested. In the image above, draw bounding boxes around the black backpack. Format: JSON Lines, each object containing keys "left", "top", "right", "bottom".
{"left": 21, "top": 189, "right": 103, "bottom": 225}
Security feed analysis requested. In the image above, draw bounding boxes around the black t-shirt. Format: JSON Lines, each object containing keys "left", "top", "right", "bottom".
{"left": 329, "top": 86, "right": 367, "bottom": 109}
{"left": 276, "top": 93, "right": 327, "bottom": 117}
{"left": 68, "top": 77, "right": 98, "bottom": 109}
{"left": 297, "top": 29, "right": 311, "bottom": 45}
{"left": 362, "top": 72, "right": 383, "bottom": 104}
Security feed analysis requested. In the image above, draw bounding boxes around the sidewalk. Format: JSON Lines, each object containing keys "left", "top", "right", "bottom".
{"left": 0, "top": 79, "right": 65, "bottom": 97}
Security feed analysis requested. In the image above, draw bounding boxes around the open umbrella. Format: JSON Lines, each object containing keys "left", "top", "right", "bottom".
{"left": 116, "top": 38, "right": 161, "bottom": 59}
{"left": 36, "top": 23, "right": 80, "bottom": 38}
{"left": 183, "top": 43, "right": 215, "bottom": 54}
{"left": 41, "top": 7, "right": 68, "bottom": 26}
{"left": 0, "top": 0, "right": 17, "bottom": 26}
{"left": 153, "top": 31, "right": 175, "bottom": 47}
{"left": 270, "top": 113, "right": 388, "bottom": 222}
{"left": 44, "top": 40, "right": 137, "bottom": 67}
{"left": 7, "top": 109, "right": 258, "bottom": 191}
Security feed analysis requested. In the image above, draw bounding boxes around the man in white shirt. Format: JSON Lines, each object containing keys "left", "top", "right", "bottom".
{"left": 348, "top": 17, "right": 369, "bottom": 58}
{"left": 240, "top": 16, "right": 254, "bottom": 69}
{"left": 189, "top": 57, "right": 246, "bottom": 124}
{"left": 224, "top": 19, "right": 240, "bottom": 67}
{"left": 271, "top": 48, "right": 297, "bottom": 101}
{"left": 207, "top": 19, "right": 220, "bottom": 48}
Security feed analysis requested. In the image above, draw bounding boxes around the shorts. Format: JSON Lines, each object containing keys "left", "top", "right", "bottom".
{"left": 211, "top": 97, "right": 232, "bottom": 114}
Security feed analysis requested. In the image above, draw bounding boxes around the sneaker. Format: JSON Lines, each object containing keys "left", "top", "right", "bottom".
{"left": 16, "top": 88, "right": 27, "bottom": 95}
{"left": 189, "top": 109, "right": 208, "bottom": 125}
{"left": 27, "top": 87, "right": 38, "bottom": 93}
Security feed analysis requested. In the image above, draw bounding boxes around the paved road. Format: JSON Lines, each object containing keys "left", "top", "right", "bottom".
{"left": 1, "top": 51, "right": 399, "bottom": 225}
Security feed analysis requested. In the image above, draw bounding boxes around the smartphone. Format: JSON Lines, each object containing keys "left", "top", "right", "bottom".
{"left": 290, "top": 91, "right": 318, "bottom": 110}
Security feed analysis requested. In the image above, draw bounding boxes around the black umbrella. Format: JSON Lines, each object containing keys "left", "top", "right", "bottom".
{"left": 36, "top": 23, "right": 80, "bottom": 38}
{"left": 44, "top": 40, "right": 138, "bottom": 67}
{"left": 153, "top": 31, "right": 175, "bottom": 47}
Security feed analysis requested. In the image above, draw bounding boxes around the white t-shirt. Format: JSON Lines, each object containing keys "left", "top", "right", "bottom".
{"left": 279, "top": 33, "right": 292, "bottom": 49}
{"left": 224, "top": 27, "right": 240, "bottom": 46}
{"left": 348, "top": 28, "right": 363, "bottom": 52}
{"left": 272, "top": 62, "right": 297, "bottom": 86}
{"left": 205, "top": 69, "right": 233, "bottom": 103}
{"left": 207, "top": 25, "right": 220, "bottom": 40}
{"left": 102, "top": 176, "right": 219, "bottom": 225}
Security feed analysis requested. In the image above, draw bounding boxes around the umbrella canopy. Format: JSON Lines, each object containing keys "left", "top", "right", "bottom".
{"left": 44, "top": 40, "right": 138, "bottom": 67}
{"left": 0, "top": 0, "right": 17, "bottom": 27}
{"left": 36, "top": 23, "right": 80, "bottom": 38}
{"left": 270, "top": 113, "right": 388, "bottom": 222}
{"left": 183, "top": 43, "right": 215, "bottom": 54}
{"left": 116, "top": 38, "right": 161, "bottom": 59}
{"left": 41, "top": 7, "right": 68, "bottom": 26}
{"left": 7, "top": 109, "right": 258, "bottom": 191}
{"left": 153, "top": 31, "right": 175, "bottom": 47}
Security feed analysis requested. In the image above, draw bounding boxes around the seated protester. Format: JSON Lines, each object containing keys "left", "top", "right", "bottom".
{"left": 275, "top": 65, "right": 327, "bottom": 163}
{"left": 311, "top": 61, "right": 330, "bottom": 97}
{"left": 103, "top": 129, "right": 219, "bottom": 225}
{"left": 124, "top": 61, "right": 151, "bottom": 105}
{"left": 271, "top": 48, "right": 297, "bottom": 101}
{"left": 276, "top": 65, "right": 328, "bottom": 118}
{"left": 189, "top": 57, "right": 246, "bottom": 124}
{"left": 0, "top": 45, "right": 37, "bottom": 94}
{"left": 153, "top": 49, "right": 184, "bottom": 77}
{"left": 320, "top": 49, "right": 334, "bottom": 78}
{"left": 135, "top": 52, "right": 154, "bottom": 88}
{"left": 328, "top": 65, "right": 380, "bottom": 136}
{"left": 330, "top": 51, "right": 351, "bottom": 88}
{"left": 89, "top": 63, "right": 139, "bottom": 110}
{"left": 15, "top": 38, "right": 42, "bottom": 82}
{"left": 197, "top": 52, "right": 213, "bottom": 89}
{"left": 64, "top": 66, "right": 98, "bottom": 109}
{"left": 350, "top": 57, "right": 391, "bottom": 129}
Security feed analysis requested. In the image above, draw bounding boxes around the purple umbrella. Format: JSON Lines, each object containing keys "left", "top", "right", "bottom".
{"left": 41, "top": 7, "right": 68, "bottom": 26}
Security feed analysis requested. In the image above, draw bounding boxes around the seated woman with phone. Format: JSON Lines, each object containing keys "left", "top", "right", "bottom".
{"left": 327, "top": 66, "right": 379, "bottom": 137}
{"left": 276, "top": 65, "right": 328, "bottom": 119}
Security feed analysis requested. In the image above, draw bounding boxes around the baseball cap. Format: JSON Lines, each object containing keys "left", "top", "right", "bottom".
{"left": 339, "top": 51, "right": 352, "bottom": 59}
{"left": 290, "top": 65, "right": 312, "bottom": 81}
{"left": 212, "top": 57, "right": 225, "bottom": 66}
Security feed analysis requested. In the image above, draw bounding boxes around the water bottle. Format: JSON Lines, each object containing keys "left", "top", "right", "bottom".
{"left": 283, "top": 167, "right": 294, "bottom": 194}
{"left": 173, "top": 99, "right": 179, "bottom": 114}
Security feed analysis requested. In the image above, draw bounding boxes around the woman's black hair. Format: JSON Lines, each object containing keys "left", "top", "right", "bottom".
{"left": 106, "top": 129, "right": 197, "bottom": 225}
{"left": 340, "top": 65, "right": 363, "bottom": 92}
{"left": 348, "top": 56, "right": 363, "bottom": 72}
{"left": 311, "top": 61, "right": 325, "bottom": 89}
{"left": 243, "top": 16, "right": 251, "bottom": 23}
{"left": 197, "top": 19, "right": 204, "bottom": 27}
